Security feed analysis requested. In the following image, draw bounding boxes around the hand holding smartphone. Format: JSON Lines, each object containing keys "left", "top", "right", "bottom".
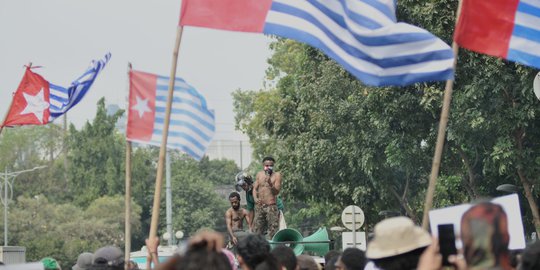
{"left": 438, "top": 224, "right": 458, "bottom": 266}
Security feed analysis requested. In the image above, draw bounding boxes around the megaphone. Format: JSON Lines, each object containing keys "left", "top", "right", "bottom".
{"left": 269, "top": 227, "right": 330, "bottom": 256}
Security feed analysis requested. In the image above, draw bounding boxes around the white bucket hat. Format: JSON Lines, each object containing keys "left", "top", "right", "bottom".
{"left": 366, "top": 216, "right": 432, "bottom": 259}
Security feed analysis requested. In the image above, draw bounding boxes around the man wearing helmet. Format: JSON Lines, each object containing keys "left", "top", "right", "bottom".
{"left": 252, "top": 156, "right": 282, "bottom": 239}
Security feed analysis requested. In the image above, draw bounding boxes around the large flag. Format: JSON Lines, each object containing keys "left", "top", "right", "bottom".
{"left": 454, "top": 0, "right": 540, "bottom": 69}
{"left": 1, "top": 54, "right": 111, "bottom": 127}
{"left": 179, "top": 0, "right": 454, "bottom": 86}
{"left": 126, "top": 70, "right": 215, "bottom": 160}
{"left": 2, "top": 67, "right": 51, "bottom": 126}
{"left": 49, "top": 53, "right": 112, "bottom": 120}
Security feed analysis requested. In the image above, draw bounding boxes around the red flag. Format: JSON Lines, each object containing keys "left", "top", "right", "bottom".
{"left": 126, "top": 70, "right": 157, "bottom": 141}
{"left": 179, "top": 0, "right": 273, "bottom": 32}
{"left": 454, "top": 0, "right": 519, "bottom": 59}
{"left": 3, "top": 68, "right": 50, "bottom": 127}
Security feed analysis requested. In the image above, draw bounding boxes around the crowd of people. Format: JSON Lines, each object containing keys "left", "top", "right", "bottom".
{"left": 4, "top": 157, "right": 540, "bottom": 270}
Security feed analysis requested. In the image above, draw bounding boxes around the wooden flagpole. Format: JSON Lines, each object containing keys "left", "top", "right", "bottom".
{"left": 148, "top": 26, "right": 185, "bottom": 251}
{"left": 125, "top": 63, "right": 133, "bottom": 270}
{"left": 421, "top": 0, "right": 463, "bottom": 230}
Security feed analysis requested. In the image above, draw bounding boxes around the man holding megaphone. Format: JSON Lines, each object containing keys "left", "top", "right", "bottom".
{"left": 253, "top": 156, "right": 282, "bottom": 239}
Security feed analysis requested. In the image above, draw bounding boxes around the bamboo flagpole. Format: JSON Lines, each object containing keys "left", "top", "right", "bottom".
{"left": 148, "top": 26, "right": 185, "bottom": 253}
{"left": 125, "top": 63, "right": 133, "bottom": 270}
{"left": 421, "top": 0, "right": 464, "bottom": 230}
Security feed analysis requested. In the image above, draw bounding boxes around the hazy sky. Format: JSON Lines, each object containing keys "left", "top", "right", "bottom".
{"left": 0, "top": 0, "right": 273, "bottom": 140}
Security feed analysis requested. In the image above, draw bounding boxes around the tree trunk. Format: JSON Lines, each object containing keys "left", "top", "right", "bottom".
{"left": 389, "top": 187, "right": 419, "bottom": 224}
{"left": 456, "top": 146, "right": 478, "bottom": 199}
{"left": 514, "top": 127, "right": 540, "bottom": 237}
{"left": 517, "top": 168, "right": 540, "bottom": 237}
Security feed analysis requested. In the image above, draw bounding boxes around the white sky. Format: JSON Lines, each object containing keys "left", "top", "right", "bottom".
{"left": 0, "top": 0, "right": 273, "bottom": 140}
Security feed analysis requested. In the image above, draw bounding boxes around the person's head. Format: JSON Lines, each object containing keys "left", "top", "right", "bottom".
{"left": 461, "top": 202, "right": 511, "bottom": 270}
{"left": 175, "top": 246, "right": 232, "bottom": 270}
{"left": 270, "top": 245, "right": 297, "bottom": 270}
{"left": 324, "top": 250, "right": 341, "bottom": 266}
{"left": 127, "top": 261, "right": 139, "bottom": 270}
{"left": 335, "top": 248, "right": 366, "bottom": 270}
{"left": 254, "top": 255, "right": 280, "bottom": 270}
{"left": 229, "top": 192, "right": 241, "bottom": 210}
{"left": 237, "top": 234, "right": 272, "bottom": 270}
{"left": 91, "top": 246, "right": 124, "bottom": 270}
{"left": 297, "top": 255, "right": 319, "bottom": 270}
{"left": 366, "top": 217, "right": 431, "bottom": 270}
{"left": 42, "top": 257, "right": 61, "bottom": 270}
{"left": 73, "top": 252, "right": 93, "bottom": 270}
{"left": 262, "top": 157, "right": 275, "bottom": 174}
{"left": 325, "top": 256, "right": 339, "bottom": 270}
{"left": 519, "top": 241, "right": 540, "bottom": 270}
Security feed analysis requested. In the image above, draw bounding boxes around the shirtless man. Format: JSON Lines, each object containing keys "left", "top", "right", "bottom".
{"left": 252, "top": 156, "right": 282, "bottom": 239}
{"left": 225, "top": 192, "right": 251, "bottom": 248}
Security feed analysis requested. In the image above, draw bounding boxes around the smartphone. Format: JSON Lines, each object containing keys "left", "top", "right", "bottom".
{"left": 438, "top": 224, "right": 458, "bottom": 266}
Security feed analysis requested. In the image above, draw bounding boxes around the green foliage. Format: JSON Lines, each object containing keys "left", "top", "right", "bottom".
{"left": 0, "top": 97, "right": 239, "bottom": 256}
{"left": 166, "top": 154, "right": 230, "bottom": 237}
{"left": 67, "top": 98, "right": 125, "bottom": 206}
{"left": 233, "top": 0, "right": 540, "bottom": 234}
{"left": 8, "top": 195, "right": 142, "bottom": 270}
{"left": 198, "top": 157, "right": 240, "bottom": 185}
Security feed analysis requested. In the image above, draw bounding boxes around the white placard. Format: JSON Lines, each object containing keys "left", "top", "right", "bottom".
{"left": 429, "top": 194, "right": 526, "bottom": 250}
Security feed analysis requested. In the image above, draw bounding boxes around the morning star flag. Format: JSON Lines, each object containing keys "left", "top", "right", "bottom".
{"left": 49, "top": 53, "right": 112, "bottom": 120}
{"left": 2, "top": 54, "right": 111, "bottom": 127}
{"left": 126, "top": 70, "right": 215, "bottom": 160}
{"left": 2, "top": 67, "right": 51, "bottom": 126}
{"left": 454, "top": 0, "right": 540, "bottom": 69}
{"left": 179, "top": 0, "right": 455, "bottom": 86}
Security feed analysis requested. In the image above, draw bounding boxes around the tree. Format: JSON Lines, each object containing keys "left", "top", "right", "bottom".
{"left": 166, "top": 153, "right": 230, "bottom": 237}
{"left": 198, "top": 157, "right": 240, "bottom": 185}
{"left": 233, "top": 0, "right": 540, "bottom": 235}
{"left": 67, "top": 98, "right": 125, "bottom": 206}
{"left": 8, "top": 195, "right": 142, "bottom": 270}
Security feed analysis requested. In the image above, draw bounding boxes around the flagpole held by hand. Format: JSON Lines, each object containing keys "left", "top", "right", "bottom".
{"left": 148, "top": 26, "right": 185, "bottom": 255}
{"left": 421, "top": 0, "right": 464, "bottom": 230}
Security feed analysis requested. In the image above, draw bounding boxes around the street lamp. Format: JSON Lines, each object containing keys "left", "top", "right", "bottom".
{"left": 1, "top": 165, "right": 47, "bottom": 246}
{"left": 162, "top": 230, "right": 184, "bottom": 246}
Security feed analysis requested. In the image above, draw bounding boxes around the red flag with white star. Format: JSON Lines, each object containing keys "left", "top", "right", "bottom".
{"left": 126, "top": 70, "right": 156, "bottom": 141}
{"left": 2, "top": 67, "right": 50, "bottom": 127}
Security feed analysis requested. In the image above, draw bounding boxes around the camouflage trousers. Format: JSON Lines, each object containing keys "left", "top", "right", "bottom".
{"left": 253, "top": 204, "right": 279, "bottom": 239}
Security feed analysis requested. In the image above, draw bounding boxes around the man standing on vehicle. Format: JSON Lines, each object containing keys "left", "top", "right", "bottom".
{"left": 252, "top": 156, "right": 282, "bottom": 239}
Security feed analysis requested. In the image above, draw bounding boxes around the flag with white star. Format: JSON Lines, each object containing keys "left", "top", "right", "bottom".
{"left": 2, "top": 67, "right": 51, "bottom": 126}
{"left": 2, "top": 54, "right": 110, "bottom": 128}
{"left": 126, "top": 70, "right": 215, "bottom": 160}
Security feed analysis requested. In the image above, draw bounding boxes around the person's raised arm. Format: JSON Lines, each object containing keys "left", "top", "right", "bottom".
{"left": 145, "top": 236, "right": 160, "bottom": 270}
{"left": 268, "top": 172, "right": 282, "bottom": 195}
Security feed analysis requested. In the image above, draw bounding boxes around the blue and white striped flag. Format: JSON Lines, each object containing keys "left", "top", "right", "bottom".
{"left": 180, "top": 0, "right": 455, "bottom": 86}
{"left": 49, "top": 53, "right": 111, "bottom": 121}
{"left": 126, "top": 70, "right": 215, "bottom": 160}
